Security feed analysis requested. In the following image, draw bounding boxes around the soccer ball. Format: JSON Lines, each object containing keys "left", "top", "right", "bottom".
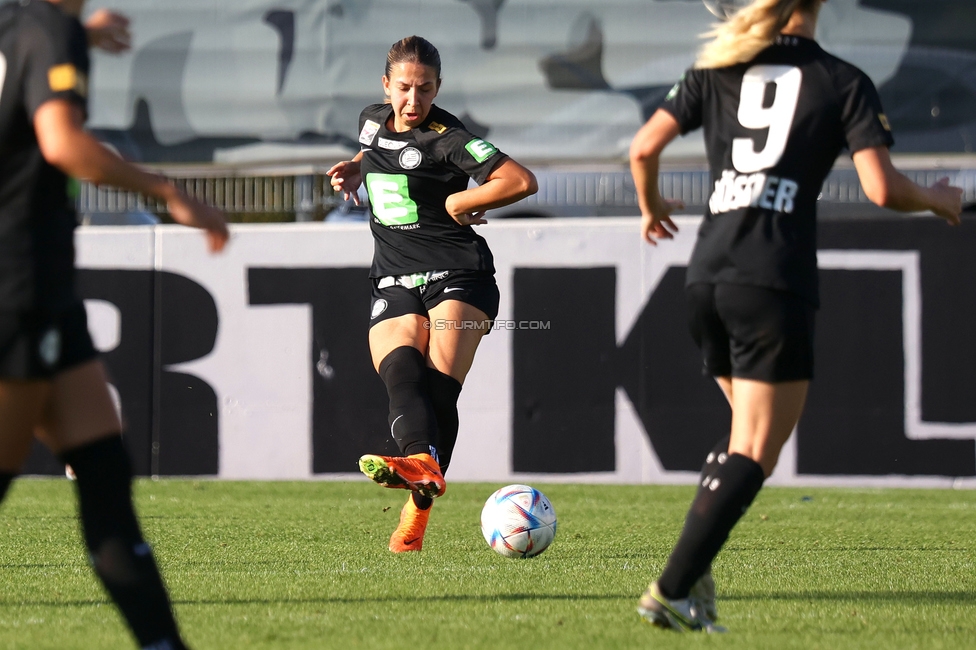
{"left": 480, "top": 484, "right": 557, "bottom": 558}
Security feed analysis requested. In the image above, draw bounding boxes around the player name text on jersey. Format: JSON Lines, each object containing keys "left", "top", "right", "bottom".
{"left": 709, "top": 170, "right": 799, "bottom": 215}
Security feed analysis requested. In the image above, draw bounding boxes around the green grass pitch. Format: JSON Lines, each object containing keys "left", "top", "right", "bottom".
{"left": 0, "top": 479, "right": 974, "bottom": 649}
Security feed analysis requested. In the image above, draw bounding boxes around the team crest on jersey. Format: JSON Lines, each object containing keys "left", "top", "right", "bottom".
{"left": 38, "top": 328, "right": 61, "bottom": 368}
{"left": 428, "top": 121, "right": 447, "bottom": 134}
{"left": 371, "top": 299, "right": 388, "bottom": 319}
{"left": 378, "top": 137, "right": 408, "bottom": 150}
{"left": 399, "top": 147, "right": 423, "bottom": 169}
{"left": 359, "top": 120, "right": 380, "bottom": 145}
{"left": 878, "top": 113, "right": 891, "bottom": 131}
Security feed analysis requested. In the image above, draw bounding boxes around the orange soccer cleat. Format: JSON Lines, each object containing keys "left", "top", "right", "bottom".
{"left": 389, "top": 497, "right": 432, "bottom": 553}
{"left": 358, "top": 452, "right": 446, "bottom": 499}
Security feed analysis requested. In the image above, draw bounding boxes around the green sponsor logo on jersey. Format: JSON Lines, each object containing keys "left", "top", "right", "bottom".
{"left": 665, "top": 73, "right": 684, "bottom": 102}
{"left": 465, "top": 138, "right": 498, "bottom": 163}
{"left": 365, "top": 173, "right": 419, "bottom": 226}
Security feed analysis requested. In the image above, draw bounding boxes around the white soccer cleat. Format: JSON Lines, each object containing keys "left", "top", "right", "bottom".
{"left": 637, "top": 582, "right": 702, "bottom": 632}
{"left": 689, "top": 568, "right": 727, "bottom": 633}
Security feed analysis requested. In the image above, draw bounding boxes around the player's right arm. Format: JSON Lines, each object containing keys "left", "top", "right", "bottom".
{"left": 327, "top": 151, "right": 364, "bottom": 204}
{"left": 84, "top": 9, "right": 131, "bottom": 53}
{"left": 853, "top": 146, "right": 962, "bottom": 225}
{"left": 629, "top": 109, "right": 684, "bottom": 245}
{"left": 33, "top": 100, "right": 229, "bottom": 251}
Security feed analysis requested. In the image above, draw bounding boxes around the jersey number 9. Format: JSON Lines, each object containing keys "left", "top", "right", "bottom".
{"left": 731, "top": 65, "right": 803, "bottom": 174}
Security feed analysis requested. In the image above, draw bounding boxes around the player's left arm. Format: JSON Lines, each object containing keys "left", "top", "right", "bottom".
{"left": 853, "top": 146, "right": 962, "bottom": 224}
{"left": 630, "top": 109, "right": 684, "bottom": 245}
{"left": 445, "top": 157, "right": 538, "bottom": 226}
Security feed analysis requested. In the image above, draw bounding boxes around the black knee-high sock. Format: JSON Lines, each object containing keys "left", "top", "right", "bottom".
{"left": 698, "top": 435, "right": 730, "bottom": 487}
{"left": 60, "top": 437, "right": 187, "bottom": 650}
{"left": 0, "top": 473, "right": 14, "bottom": 504}
{"left": 412, "top": 368, "right": 462, "bottom": 511}
{"left": 658, "top": 453, "right": 765, "bottom": 600}
{"left": 379, "top": 346, "right": 438, "bottom": 458}
{"left": 688, "top": 434, "right": 730, "bottom": 579}
{"left": 425, "top": 368, "right": 462, "bottom": 472}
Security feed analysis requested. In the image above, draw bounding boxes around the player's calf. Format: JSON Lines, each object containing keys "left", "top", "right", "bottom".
{"left": 61, "top": 436, "right": 189, "bottom": 650}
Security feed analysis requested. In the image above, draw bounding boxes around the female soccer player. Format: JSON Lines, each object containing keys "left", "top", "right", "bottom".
{"left": 629, "top": 0, "right": 962, "bottom": 632}
{"left": 0, "top": 1, "right": 228, "bottom": 647}
{"left": 327, "top": 36, "right": 537, "bottom": 553}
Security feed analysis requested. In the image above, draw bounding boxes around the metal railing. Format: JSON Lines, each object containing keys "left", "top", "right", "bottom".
{"left": 78, "top": 165, "right": 337, "bottom": 223}
{"left": 78, "top": 159, "right": 976, "bottom": 222}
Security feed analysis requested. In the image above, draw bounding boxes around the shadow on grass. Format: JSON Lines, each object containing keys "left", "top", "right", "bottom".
{"left": 0, "top": 563, "right": 78, "bottom": 570}
{"left": 4, "top": 590, "right": 976, "bottom": 608}
{"left": 1, "top": 594, "right": 633, "bottom": 609}
{"left": 722, "top": 591, "right": 976, "bottom": 603}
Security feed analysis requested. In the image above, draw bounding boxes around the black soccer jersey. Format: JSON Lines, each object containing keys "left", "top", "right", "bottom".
{"left": 662, "top": 35, "right": 894, "bottom": 307}
{"left": 358, "top": 103, "right": 506, "bottom": 278}
{"left": 0, "top": 0, "right": 89, "bottom": 313}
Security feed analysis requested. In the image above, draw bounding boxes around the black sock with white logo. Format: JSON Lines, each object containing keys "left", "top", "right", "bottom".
{"left": 425, "top": 367, "right": 462, "bottom": 472}
{"left": 60, "top": 437, "right": 186, "bottom": 650}
{"left": 410, "top": 368, "right": 463, "bottom": 511}
{"left": 686, "top": 434, "right": 730, "bottom": 581}
{"left": 697, "top": 434, "right": 731, "bottom": 492}
{"left": 657, "top": 453, "right": 765, "bottom": 600}
{"left": 379, "top": 346, "right": 439, "bottom": 458}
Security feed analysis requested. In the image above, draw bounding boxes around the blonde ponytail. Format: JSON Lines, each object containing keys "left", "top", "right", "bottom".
{"left": 695, "top": 0, "right": 814, "bottom": 69}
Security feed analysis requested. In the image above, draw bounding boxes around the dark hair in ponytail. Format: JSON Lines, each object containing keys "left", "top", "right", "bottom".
{"left": 385, "top": 36, "right": 442, "bottom": 80}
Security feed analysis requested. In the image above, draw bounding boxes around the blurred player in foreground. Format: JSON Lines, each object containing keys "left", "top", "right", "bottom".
{"left": 629, "top": 0, "right": 962, "bottom": 632}
{"left": 0, "top": 1, "right": 228, "bottom": 647}
{"left": 328, "top": 36, "right": 536, "bottom": 553}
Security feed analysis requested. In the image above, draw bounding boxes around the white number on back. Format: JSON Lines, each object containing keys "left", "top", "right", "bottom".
{"left": 731, "top": 65, "right": 802, "bottom": 173}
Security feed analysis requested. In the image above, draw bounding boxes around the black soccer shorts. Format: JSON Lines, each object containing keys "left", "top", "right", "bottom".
{"left": 0, "top": 302, "right": 99, "bottom": 380}
{"left": 369, "top": 269, "right": 500, "bottom": 330}
{"left": 686, "top": 282, "right": 816, "bottom": 382}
